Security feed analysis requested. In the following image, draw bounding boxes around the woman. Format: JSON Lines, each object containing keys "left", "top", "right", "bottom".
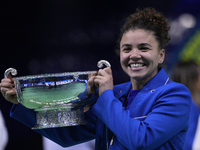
{"left": 171, "top": 60, "right": 200, "bottom": 150}
{"left": 0, "top": 7, "right": 192, "bottom": 149}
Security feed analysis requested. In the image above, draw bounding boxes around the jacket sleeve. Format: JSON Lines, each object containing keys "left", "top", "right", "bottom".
{"left": 10, "top": 103, "right": 96, "bottom": 147}
{"left": 91, "top": 83, "right": 192, "bottom": 149}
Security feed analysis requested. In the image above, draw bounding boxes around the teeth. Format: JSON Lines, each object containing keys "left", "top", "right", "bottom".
{"left": 130, "top": 64, "right": 143, "bottom": 68}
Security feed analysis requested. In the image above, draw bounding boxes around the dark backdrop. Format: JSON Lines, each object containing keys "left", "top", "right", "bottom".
{"left": 1, "top": 0, "right": 200, "bottom": 149}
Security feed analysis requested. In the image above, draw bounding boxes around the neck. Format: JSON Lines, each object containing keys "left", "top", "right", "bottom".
{"left": 131, "top": 79, "right": 147, "bottom": 90}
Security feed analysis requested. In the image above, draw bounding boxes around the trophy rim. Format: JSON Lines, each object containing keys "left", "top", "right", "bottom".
{"left": 12, "top": 71, "right": 96, "bottom": 80}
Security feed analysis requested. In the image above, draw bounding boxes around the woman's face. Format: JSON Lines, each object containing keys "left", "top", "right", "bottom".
{"left": 120, "top": 29, "right": 165, "bottom": 87}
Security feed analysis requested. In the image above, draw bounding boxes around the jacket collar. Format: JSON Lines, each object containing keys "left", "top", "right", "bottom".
{"left": 113, "top": 68, "right": 169, "bottom": 98}
{"left": 142, "top": 68, "right": 169, "bottom": 92}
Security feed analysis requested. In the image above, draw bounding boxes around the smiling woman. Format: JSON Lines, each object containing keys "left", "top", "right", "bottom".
{"left": 0, "top": 7, "right": 192, "bottom": 150}
{"left": 120, "top": 29, "right": 165, "bottom": 89}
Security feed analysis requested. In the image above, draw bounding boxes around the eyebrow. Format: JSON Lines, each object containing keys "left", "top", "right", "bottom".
{"left": 121, "top": 43, "right": 152, "bottom": 48}
{"left": 138, "top": 43, "right": 152, "bottom": 47}
{"left": 121, "top": 44, "right": 132, "bottom": 48}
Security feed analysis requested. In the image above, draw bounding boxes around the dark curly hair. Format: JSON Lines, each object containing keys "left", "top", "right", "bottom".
{"left": 116, "top": 7, "right": 171, "bottom": 55}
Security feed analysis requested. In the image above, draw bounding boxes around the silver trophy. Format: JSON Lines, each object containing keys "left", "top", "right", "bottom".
{"left": 4, "top": 60, "right": 111, "bottom": 129}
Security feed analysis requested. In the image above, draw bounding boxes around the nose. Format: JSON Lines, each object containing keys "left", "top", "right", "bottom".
{"left": 129, "top": 49, "right": 141, "bottom": 60}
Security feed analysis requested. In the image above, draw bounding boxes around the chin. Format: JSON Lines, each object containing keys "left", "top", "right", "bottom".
{"left": 128, "top": 71, "right": 145, "bottom": 78}
{"left": 129, "top": 74, "right": 143, "bottom": 80}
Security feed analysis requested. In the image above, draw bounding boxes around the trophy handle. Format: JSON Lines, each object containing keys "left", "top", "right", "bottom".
{"left": 97, "top": 60, "right": 111, "bottom": 68}
{"left": 4, "top": 68, "right": 17, "bottom": 78}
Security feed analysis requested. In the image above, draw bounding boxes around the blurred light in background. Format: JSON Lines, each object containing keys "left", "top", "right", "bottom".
{"left": 179, "top": 13, "right": 196, "bottom": 28}
{"left": 168, "top": 13, "right": 196, "bottom": 45}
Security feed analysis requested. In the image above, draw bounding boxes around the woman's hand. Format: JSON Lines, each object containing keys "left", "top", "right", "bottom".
{"left": 87, "top": 67, "right": 113, "bottom": 96}
{"left": 0, "top": 77, "right": 18, "bottom": 104}
{"left": 85, "top": 67, "right": 113, "bottom": 112}
{"left": 87, "top": 71, "right": 98, "bottom": 96}
{"left": 94, "top": 67, "right": 113, "bottom": 96}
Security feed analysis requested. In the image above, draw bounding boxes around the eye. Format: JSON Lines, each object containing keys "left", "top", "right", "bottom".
{"left": 138, "top": 43, "right": 152, "bottom": 51}
{"left": 122, "top": 47, "right": 132, "bottom": 52}
{"left": 139, "top": 47, "right": 150, "bottom": 51}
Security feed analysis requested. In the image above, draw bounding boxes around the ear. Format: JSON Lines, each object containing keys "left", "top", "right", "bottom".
{"left": 158, "top": 49, "right": 165, "bottom": 63}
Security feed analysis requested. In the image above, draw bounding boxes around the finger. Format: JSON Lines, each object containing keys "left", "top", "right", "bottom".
{"left": 1, "top": 87, "right": 11, "bottom": 98}
{"left": 4, "top": 89, "right": 16, "bottom": 98}
{"left": 94, "top": 77, "right": 101, "bottom": 87}
{"left": 88, "top": 76, "right": 96, "bottom": 86}
{"left": 5, "top": 90, "right": 18, "bottom": 104}
{"left": 1, "top": 87, "right": 10, "bottom": 96}
{"left": 94, "top": 81, "right": 99, "bottom": 88}
{"left": 1, "top": 78, "right": 14, "bottom": 84}
{"left": 98, "top": 68, "right": 112, "bottom": 76}
{"left": 0, "top": 82, "right": 14, "bottom": 88}
{"left": 7, "top": 73, "right": 14, "bottom": 81}
{"left": 1, "top": 89, "right": 5, "bottom": 97}
{"left": 88, "top": 71, "right": 98, "bottom": 79}
{"left": 98, "top": 69, "right": 106, "bottom": 76}
{"left": 5, "top": 89, "right": 16, "bottom": 96}
{"left": 103, "top": 67, "right": 112, "bottom": 75}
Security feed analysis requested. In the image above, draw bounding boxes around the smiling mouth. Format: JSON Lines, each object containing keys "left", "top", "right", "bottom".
{"left": 130, "top": 63, "right": 145, "bottom": 68}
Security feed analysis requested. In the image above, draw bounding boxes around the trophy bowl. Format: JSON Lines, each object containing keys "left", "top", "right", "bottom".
{"left": 4, "top": 60, "right": 111, "bottom": 129}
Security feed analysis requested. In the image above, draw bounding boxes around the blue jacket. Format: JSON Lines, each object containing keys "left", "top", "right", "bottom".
{"left": 10, "top": 68, "right": 192, "bottom": 150}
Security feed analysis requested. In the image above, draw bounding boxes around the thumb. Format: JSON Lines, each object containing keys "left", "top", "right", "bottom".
{"left": 7, "top": 74, "right": 14, "bottom": 82}
{"left": 103, "top": 67, "right": 112, "bottom": 75}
